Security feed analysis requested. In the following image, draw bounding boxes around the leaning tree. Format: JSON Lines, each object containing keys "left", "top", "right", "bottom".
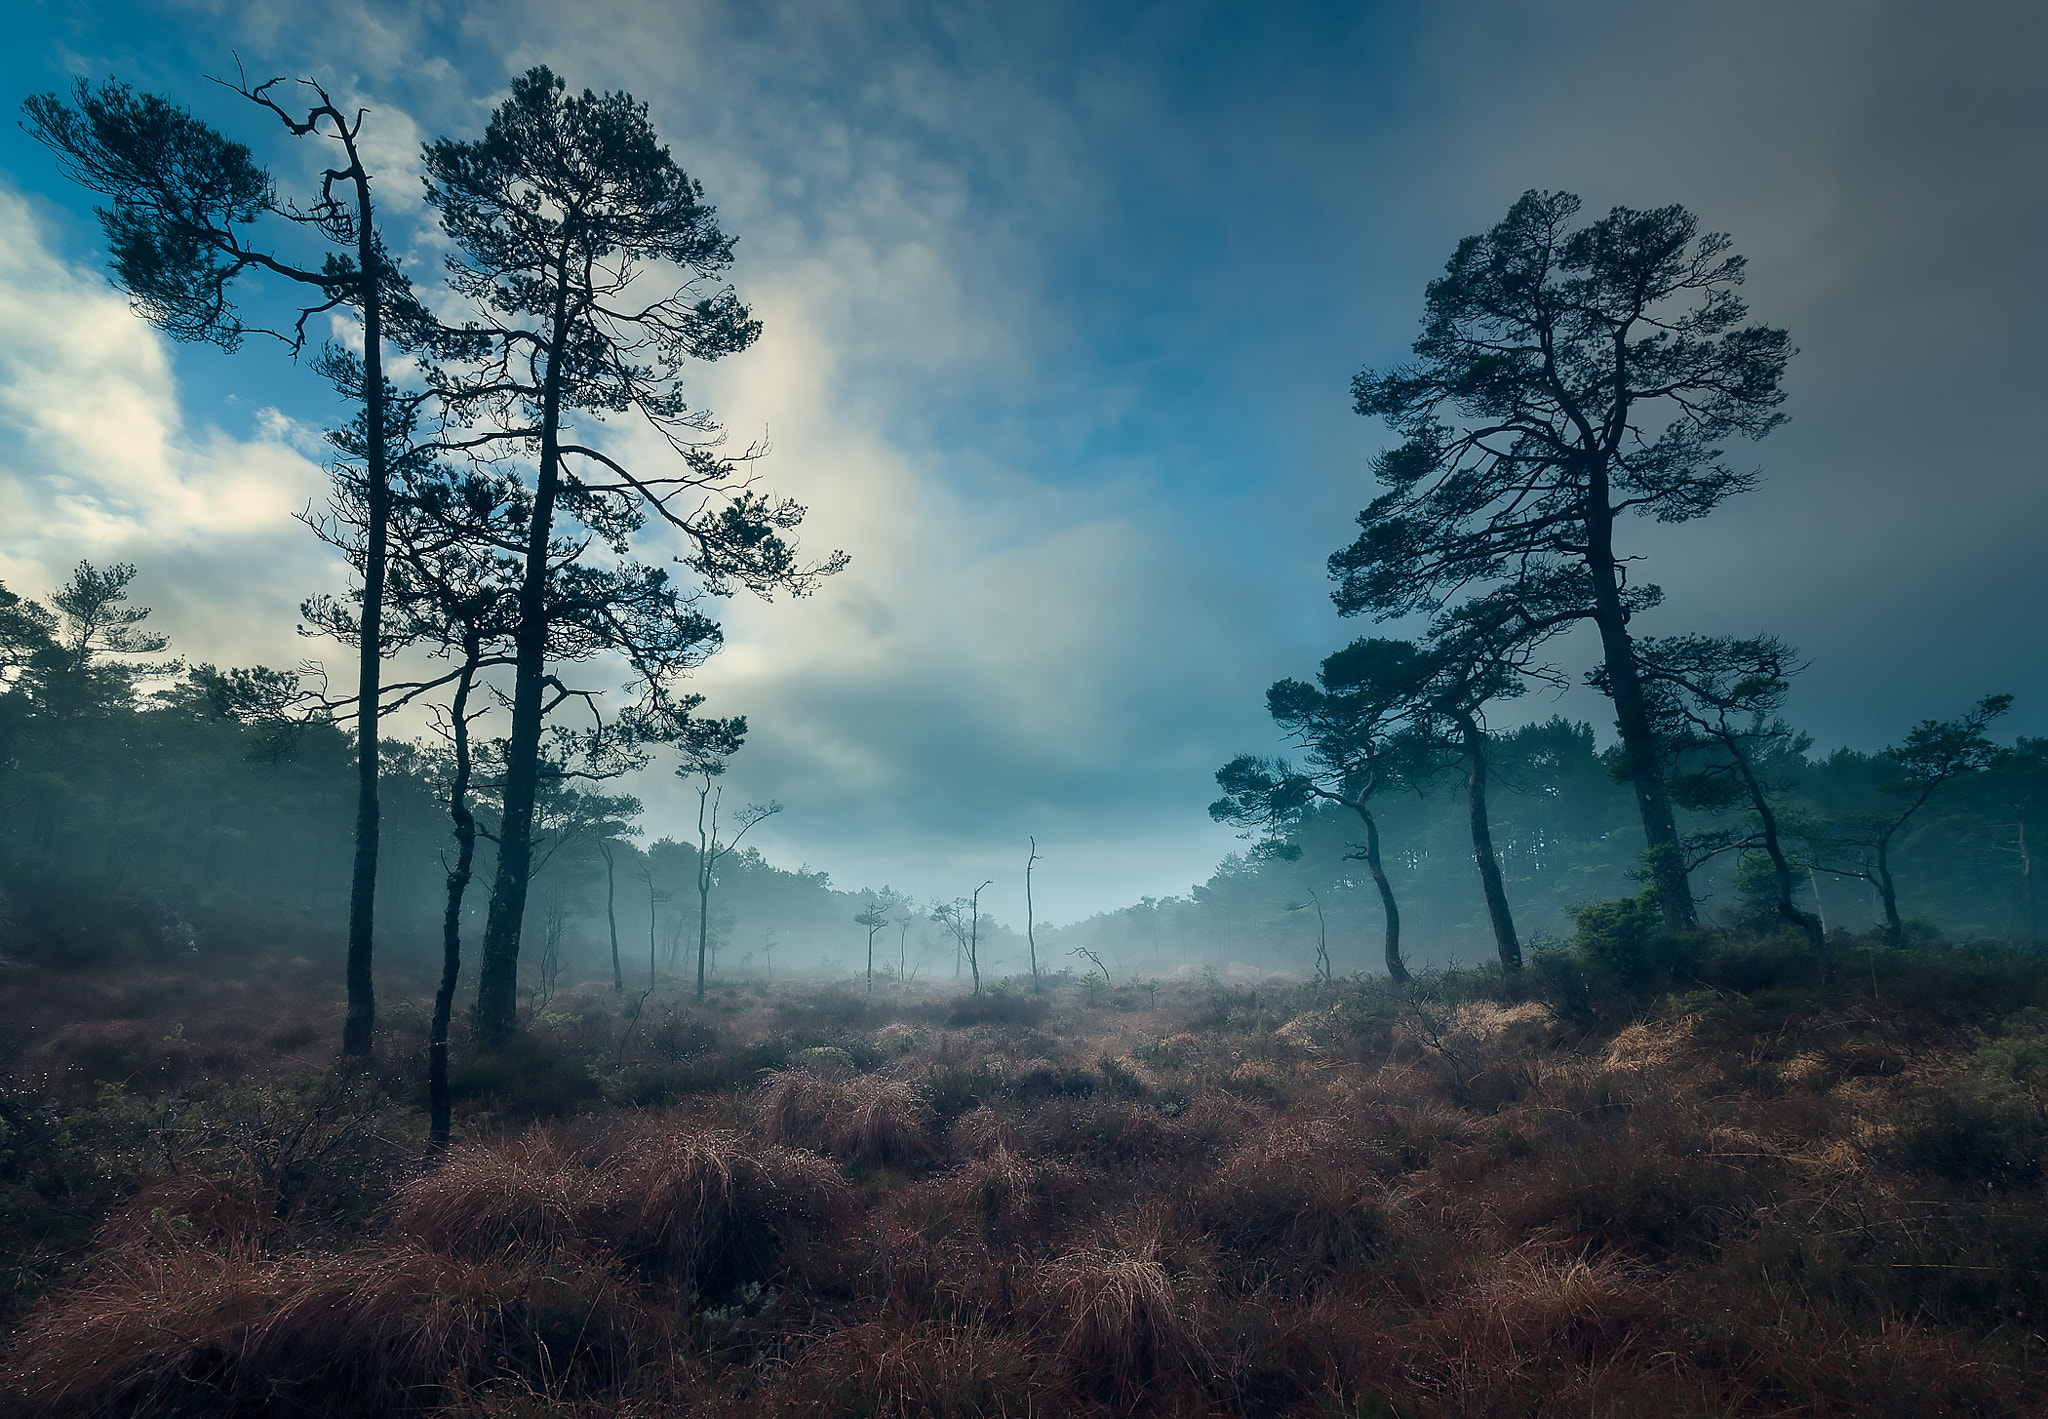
{"left": 1334, "top": 191, "right": 1794, "bottom": 934}
{"left": 1212, "top": 637, "right": 1436, "bottom": 983}
{"left": 1623, "top": 634, "right": 1831, "bottom": 981}
{"left": 415, "top": 68, "right": 844, "bottom": 1046}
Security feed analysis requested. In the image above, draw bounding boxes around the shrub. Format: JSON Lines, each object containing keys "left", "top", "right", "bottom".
{"left": 1571, "top": 890, "right": 1666, "bottom": 982}
{"left": 1890, "top": 1077, "right": 2047, "bottom": 1191}
{"left": 947, "top": 992, "right": 1049, "bottom": 1028}
{"left": 446, "top": 1034, "right": 600, "bottom": 1120}
{"left": 1032, "top": 1249, "right": 1193, "bottom": 1404}
{"left": 756, "top": 1071, "right": 940, "bottom": 1170}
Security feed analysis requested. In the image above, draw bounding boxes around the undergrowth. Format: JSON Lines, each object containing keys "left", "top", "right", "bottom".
{"left": 2, "top": 932, "right": 2045, "bottom": 1416}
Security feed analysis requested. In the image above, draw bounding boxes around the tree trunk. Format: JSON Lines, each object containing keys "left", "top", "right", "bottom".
{"left": 1350, "top": 801, "right": 1408, "bottom": 983}
{"left": 429, "top": 651, "right": 478, "bottom": 1154}
{"left": 648, "top": 879, "right": 659, "bottom": 990}
{"left": 474, "top": 303, "right": 570, "bottom": 1050}
{"left": 1456, "top": 711, "right": 1521, "bottom": 972}
{"left": 601, "top": 842, "right": 623, "bottom": 992}
{"left": 696, "top": 875, "right": 712, "bottom": 1003}
{"left": 1026, "top": 837, "right": 1041, "bottom": 991}
{"left": 342, "top": 179, "right": 389, "bottom": 1061}
{"left": 1874, "top": 830, "right": 1904, "bottom": 945}
{"left": 1736, "top": 750, "right": 1832, "bottom": 983}
{"left": 1585, "top": 482, "right": 1695, "bottom": 933}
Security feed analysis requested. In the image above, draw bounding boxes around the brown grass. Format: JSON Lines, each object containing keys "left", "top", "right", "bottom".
{"left": 6, "top": 951, "right": 2048, "bottom": 1416}
{"left": 755, "top": 1067, "right": 940, "bottom": 1169}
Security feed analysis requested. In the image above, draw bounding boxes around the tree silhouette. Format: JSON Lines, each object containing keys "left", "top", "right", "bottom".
{"left": 26, "top": 74, "right": 426, "bottom": 1058}
{"left": 413, "top": 67, "right": 842, "bottom": 1047}
{"left": 1213, "top": 638, "right": 1434, "bottom": 982}
{"left": 855, "top": 887, "right": 909, "bottom": 995}
{"left": 1623, "top": 634, "right": 1829, "bottom": 980}
{"left": 1815, "top": 697, "right": 2010, "bottom": 945}
{"left": 1335, "top": 191, "right": 1793, "bottom": 934}
{"left": 686, "top": 767, "right": 780, "bottom": 1002}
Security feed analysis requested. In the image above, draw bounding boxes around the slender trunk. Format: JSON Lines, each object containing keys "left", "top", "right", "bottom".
{"left": 1351, "top": 801, "right": 1408, "bottom": 983}
{"left": 601, "top": 842, "right": 623, "bottom": 992}
{"left": 1874, "top": 830, "right": 1904, "bottom": 945}
{"left": 648, "top": 879, "right": 658, "bottom": 990}
{"left": 1026, "top": 838, "right": 1041, "bottom": 991}
{"left": 342, "top": 175, "right": 388, "bottom": 1060}
{"left": 474, "top": 297, "right": 571, "bottom": 1050}
{"left": 1585, "top": 477, "right": 1694, "bottom": 932}
{"left": 1455, "top": 711, "right": 1521, "bottom": 972}
{"left": 1734, "top": 746, "right": 1832, "bottom": 983}
{"left": 696, "top": 875, "right": 712, "bottom": 1002}
{"left": 429, "top": 648, "right": 478, "bottom": 1154}
{"left": 866, "top": 927, "right": 875, "bottom": 994}
{"left": 1808, "top": 867, "right": 1828, "bottom": 935}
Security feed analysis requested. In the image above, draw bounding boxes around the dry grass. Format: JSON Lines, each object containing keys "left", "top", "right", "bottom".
{"left": 5, "top": 947, "right": 2048, "bottom": 1416}
{"left": 755, "top": 1067, "right": 940, "bottom": 1169}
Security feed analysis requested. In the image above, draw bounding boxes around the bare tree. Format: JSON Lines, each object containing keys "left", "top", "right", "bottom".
{"left": 687, "top": 769, "right": 781, "bottom": 1002}
{"left": 1025, "top": 838, "right": 1043, "bottom": 992}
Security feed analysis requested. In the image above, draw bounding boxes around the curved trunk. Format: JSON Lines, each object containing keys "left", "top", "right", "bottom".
{"left": 1586, "top": 471, "right": 1695, "bottom": 932}
{"left": 342, "top": 175, "right": 388, "bottom": 1060}
{"left": 1351, "top": 801, "right": 1408, "bottom": 983}
{"left": 1455, "top": 712, "right": 1522, "bottom": 971}
{"left": 1735, "top": 749, "right": 1833, "bottom": 983}
{"left": 428, "top": 650, "right": 478, "bottom": 1154}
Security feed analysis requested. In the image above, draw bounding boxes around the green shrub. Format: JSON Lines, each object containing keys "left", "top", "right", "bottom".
{"left": 1571, "top": 890, "right": 1665, "bottom": 982}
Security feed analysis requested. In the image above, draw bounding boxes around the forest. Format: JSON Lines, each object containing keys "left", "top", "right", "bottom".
{"left": 3, "top": 40, "right": 2046, "bottom": 1419}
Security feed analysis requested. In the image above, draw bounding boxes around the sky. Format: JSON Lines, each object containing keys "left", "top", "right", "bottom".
{"left": 1, "top": 0, "right": 2043, "bottom": 926}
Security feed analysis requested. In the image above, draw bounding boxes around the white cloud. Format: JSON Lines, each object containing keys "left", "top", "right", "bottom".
{"left": 0, "top": 185, "right": 340, "bottom": 674}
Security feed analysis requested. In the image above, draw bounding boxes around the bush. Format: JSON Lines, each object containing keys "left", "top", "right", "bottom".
{"left": 447, "top": 1035, "right": 601, "bottom": 1120}
{"left": 1571, "top": 890, "right": 1667, "bottom": 982}
{"left": 946, "top": 992, "right": 1050, "bottom": 1028}
{"left": 1890, "top": 1078, "right": 2047, "bottom": 1191}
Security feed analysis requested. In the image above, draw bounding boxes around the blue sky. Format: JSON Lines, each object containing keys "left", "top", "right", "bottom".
{"left": 2, "top": 0, "right": 2044, "bottom": 924}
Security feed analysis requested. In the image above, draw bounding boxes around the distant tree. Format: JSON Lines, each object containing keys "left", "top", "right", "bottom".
{"left": 28, "top": 76, "right": 421, "bottom": 1058}
{"left": 415, "top": 67, "right": 843, "bottom": 1048}
{"left": 1978, "top": 740, "right": 2048, "bottom": 947}
{"left": 932, "top": 881, "right": 994, "bottom": 994}
{"left": 1335, "top": 191, "right": 1794, "bottom": 934}
{"left": 1286, "top": 887, "right": 1333, "bottom": 985}
{"left": 0, "top": 586, "right": 57, "bottom": 770}
{"left": 1803, "top": 697, "right": 2010, "bottom": 945}
{"left": 1025, "top": 837, "right": 1043, "bottom": 991}
{"left": 855, "top": 887, "right": 909, "bottom": 995}
{"left": 1213, "top": 638, "right": 1434, "bottom": 982}
{"left": 1408, "top": 602, "right": 1555, "bottom": 972}
{"left": 686, "top": 767, "right": 780, "bottom": 1002}
{"left": 1623, "top": 634, "right": 1829, "bottom": 980}
{"left": 37, "top": 562, "right": 173, "bottom": 732}
{"left": 635, "top": 865, "right": 672, "bottom": 990}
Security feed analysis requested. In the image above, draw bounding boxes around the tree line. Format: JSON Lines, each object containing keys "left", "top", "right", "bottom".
{"left": 20, "top": 65, "right": 845, "bottom": 1092}
{"left": 1213, "top": 191, "right": 2028, "bottom": 986}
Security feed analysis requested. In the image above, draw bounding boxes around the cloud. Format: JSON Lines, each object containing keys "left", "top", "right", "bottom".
{"left": 0, "top": 184, "right": 339, "bottom": 674}
{"left": 8, "top": 0, "right": 2045, "bottom": 923}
